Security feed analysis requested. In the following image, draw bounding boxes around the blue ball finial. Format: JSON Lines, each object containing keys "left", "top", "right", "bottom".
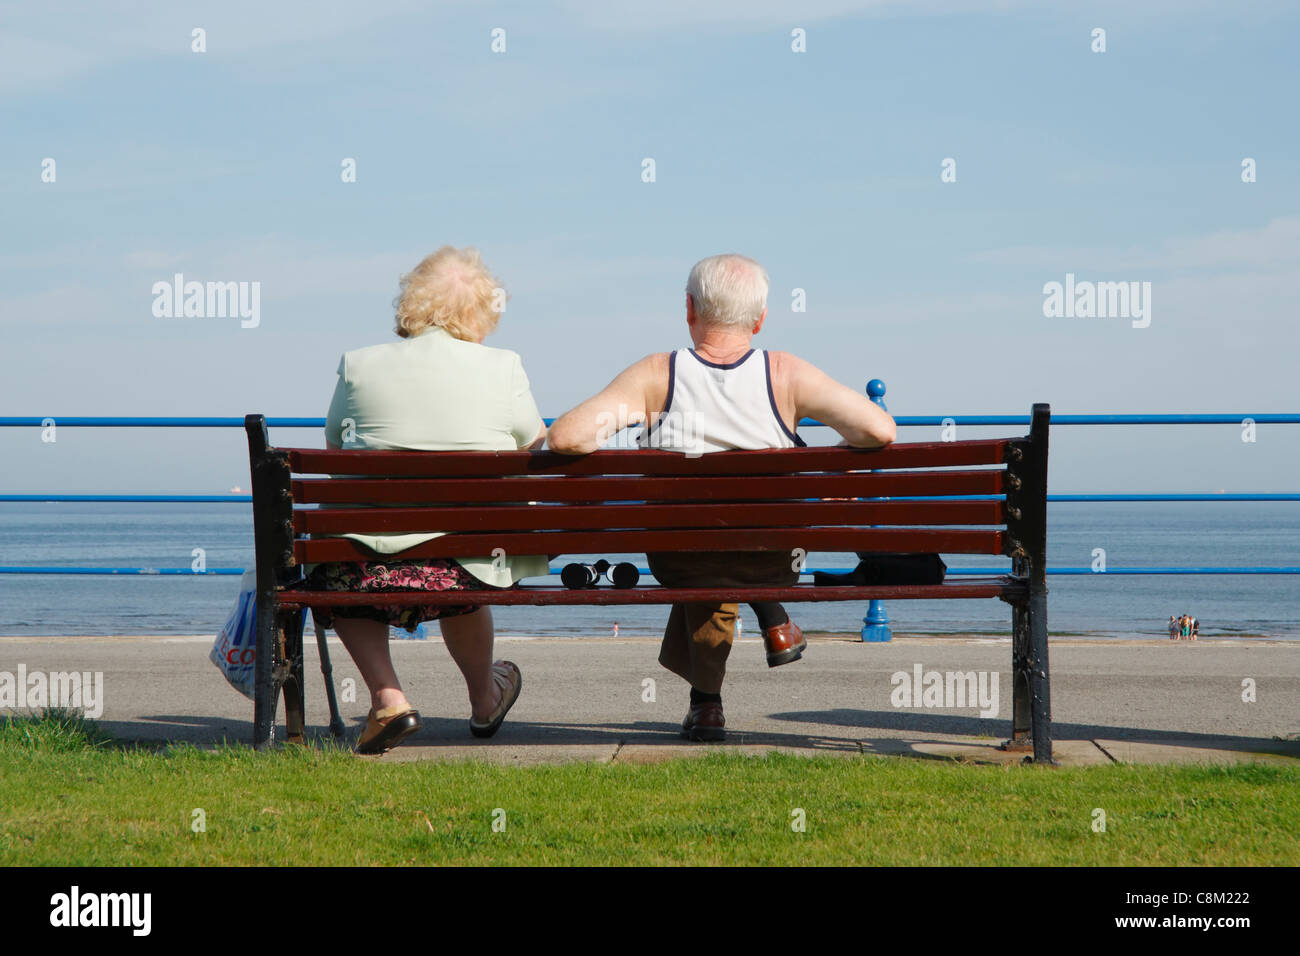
{"left": 866, "top": 379, "right": 886, "bottom": 399}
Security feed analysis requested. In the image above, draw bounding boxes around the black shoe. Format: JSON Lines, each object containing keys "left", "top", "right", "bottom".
{"left": 356, "top": 706, "right": 422, "bottom": 755}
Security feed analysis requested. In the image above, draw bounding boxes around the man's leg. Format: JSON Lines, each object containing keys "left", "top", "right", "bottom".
{"left": 741, "top": 554, "right": 804, "bottom": 667}
{"left": 656, "top": 598, "right": 737, "bottom": 694}
{"left": 649, "top": 553, "right": 738, "bottom": 741}
{"left": 749, "top": 602, "right": 788, "bottom": 630}
{"left": 668, "top": 600, "right": 735, "bottom": 741}
{"left": 647, "top": 551, "right": 804, "bottom": 738}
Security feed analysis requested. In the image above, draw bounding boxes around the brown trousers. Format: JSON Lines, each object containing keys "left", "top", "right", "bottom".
{"left": 648, "top": 551, "right": 799, "bottom": 694}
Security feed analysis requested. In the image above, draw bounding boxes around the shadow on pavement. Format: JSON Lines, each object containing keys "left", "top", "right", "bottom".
{"left": 85, "top": 709, "right": 1300, "bottom": 763}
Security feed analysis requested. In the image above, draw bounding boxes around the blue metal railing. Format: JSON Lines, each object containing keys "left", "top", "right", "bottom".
{"left": 5, "top": 414, "right": 1300, "bottom": 427}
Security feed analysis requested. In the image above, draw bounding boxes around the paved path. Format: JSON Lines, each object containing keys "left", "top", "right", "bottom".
{"left": 2, "top": 634, "right": 1297, "bottom": 767}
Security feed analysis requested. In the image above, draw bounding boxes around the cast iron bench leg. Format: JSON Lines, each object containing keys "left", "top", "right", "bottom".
{"left": 1028, "top": 586, "right": 1053, "bottom": 764}
{"left": 253, "top": 602, "right": 277, "bottom": 750}
{"left": 282, "top": 611, "right": 306, "bottom": 745}
{"left": 1004, "top": 599, "right": 1033, "bottom": 752}
{"left": 253, "top": 605, "right": 299, "bottom": 749}
{"left": 1002, "top": 591, "right": 1054, "bottom": 763}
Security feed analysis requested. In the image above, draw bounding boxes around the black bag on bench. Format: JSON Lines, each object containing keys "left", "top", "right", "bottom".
{"left": 812, "top": 551, "right": 947, "bottom": 587}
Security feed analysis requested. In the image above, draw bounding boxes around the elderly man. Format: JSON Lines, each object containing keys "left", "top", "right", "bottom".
{"left": 549, "top": 254, "right": 895, "bottom": 741}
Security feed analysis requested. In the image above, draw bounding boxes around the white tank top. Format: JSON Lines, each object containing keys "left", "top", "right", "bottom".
{"left": 638, "top": 348, "right": 805, "bottom": 454}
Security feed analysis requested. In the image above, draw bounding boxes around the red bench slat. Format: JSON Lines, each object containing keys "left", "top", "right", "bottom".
{"left": 277, "top": 578, "right": 1024, "bottom": 607}
{"left": 294, "top": 499, "right": 1007, "bottom": 535}
{"left": 285, "top": 440, "right": 1011, "bottom": 477}
{"left": 291, "top": 469, "right": 1007, "bottom": 505}
{"left": 295, "top": 527, "right": 1005, "bottom": 563}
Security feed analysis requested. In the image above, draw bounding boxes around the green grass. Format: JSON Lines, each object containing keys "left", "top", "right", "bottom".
{"left": 3, "top": 711, "right": 1298, "bottom": 866}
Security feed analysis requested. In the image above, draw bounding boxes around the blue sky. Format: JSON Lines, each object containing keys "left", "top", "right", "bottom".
{"left": 2, "top": 0, "right": 1297, "bottom": 492}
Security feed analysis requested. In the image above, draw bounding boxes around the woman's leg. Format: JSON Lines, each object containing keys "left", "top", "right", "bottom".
{"left": 439, "top": 606, "right": 502, "bottom": 721}
{"left": 332, "top": 616, "right": 412, "bottom": 713}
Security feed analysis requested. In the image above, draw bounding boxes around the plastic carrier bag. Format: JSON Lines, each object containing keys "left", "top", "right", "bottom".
{"left": 210, "top": 570, "right": 259, "bottom": 699}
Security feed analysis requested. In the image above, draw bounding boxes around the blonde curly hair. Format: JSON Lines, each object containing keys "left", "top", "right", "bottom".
{"left": 393, "top": 246, "right": 507, "bottom": 341}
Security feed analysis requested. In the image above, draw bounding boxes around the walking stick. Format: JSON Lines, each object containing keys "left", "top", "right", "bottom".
{"left": 314, "top": 620, "right": 347, "bottom": 739}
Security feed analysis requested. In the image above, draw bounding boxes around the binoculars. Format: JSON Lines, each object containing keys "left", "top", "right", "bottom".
{"left": 560, "top": 559, "right": 640, "bottom": 589}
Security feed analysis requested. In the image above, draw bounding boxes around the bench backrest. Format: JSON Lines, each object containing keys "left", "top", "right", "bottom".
{"left": 244, "top": 405, "right": 1049, "bottom": 591}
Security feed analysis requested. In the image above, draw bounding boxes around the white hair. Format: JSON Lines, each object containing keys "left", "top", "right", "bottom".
{"left": 685, "top": 254, "right": 769, "bottom": 331}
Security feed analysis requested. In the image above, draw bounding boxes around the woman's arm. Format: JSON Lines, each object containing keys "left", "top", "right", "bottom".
{"left": 324, "top": 354, "right": 350, "bottom": 448}
{"left": 507, "top": 353, "right": 547, "bottom": 450}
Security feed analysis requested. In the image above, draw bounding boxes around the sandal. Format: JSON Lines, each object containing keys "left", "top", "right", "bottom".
{"left": 356, "top": 704, "right": 422, "bottom": 755}
{"left": 469, "top": 661, "right": 522, "bottom": 739}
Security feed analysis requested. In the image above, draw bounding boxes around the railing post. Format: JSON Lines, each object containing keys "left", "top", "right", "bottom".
{"left": 861, "top": 378, "right": 893, "bottom": 642}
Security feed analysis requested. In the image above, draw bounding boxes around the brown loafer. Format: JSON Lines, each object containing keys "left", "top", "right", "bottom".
{"left": 681, "top": 701, "right": 726, "bottom": 742}
{"left": 763, "top": 620, "right": 806, "bottom": 668}
{"left": 356, "top": 705, "right": 422, "bottom": 755}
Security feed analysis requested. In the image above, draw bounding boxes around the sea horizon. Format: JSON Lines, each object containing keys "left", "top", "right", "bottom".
{"left": 2, "top": 500, "right": 1296, "bottom": 641}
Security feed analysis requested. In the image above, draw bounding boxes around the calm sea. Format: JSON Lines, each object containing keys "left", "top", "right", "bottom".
{"left": 0, "top": 502, "right": 1296, "bottom": 640}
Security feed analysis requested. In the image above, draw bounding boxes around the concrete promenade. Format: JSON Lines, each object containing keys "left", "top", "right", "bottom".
{"left": 2, "top": 633, "right": 1297, "bottom": 767}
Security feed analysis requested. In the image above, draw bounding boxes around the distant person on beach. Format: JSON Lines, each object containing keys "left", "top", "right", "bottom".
{"left": 1191, "top": 617, "right": 1199, "bottom": 640}
{"left": 307, "top": 246, "right": 545, "bottom": 754}
{"left": 1169, "top": 615, "right": 1178, "bottom": 640}
{"left": 549, "top": 253, "right": 896, "bottom": 741}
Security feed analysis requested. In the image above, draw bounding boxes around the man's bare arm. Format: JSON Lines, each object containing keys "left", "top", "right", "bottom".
{"left": 548, "top": 355, "right": 661, "bottom": 455}
{"left": 787, "top": 354, "right": 896, "bottom": 447}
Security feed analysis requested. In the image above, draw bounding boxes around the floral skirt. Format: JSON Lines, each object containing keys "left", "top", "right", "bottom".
{"left": 305, "top": 558, "right": 488, "bottom": 632}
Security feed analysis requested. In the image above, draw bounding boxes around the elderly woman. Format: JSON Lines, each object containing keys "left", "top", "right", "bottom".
{"left": 308, "top": 247, "right": 548, "bottom": 754}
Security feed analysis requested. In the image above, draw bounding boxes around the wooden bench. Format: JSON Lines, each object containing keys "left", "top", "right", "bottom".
{"left": 243, "top": 403, "right": 1053, "bottom": 762}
